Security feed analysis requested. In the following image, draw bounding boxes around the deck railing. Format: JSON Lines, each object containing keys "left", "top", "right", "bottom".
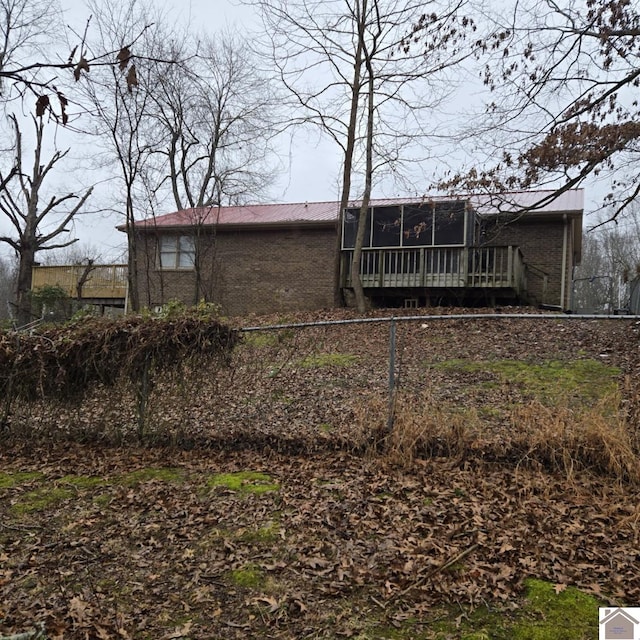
{"left": 342, "top": 246, "right": 526, "bottom": 293}
{"left": 31, "top": 264, "right": 128, "bottom": 299}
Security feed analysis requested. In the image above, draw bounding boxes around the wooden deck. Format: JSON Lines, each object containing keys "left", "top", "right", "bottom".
{"left": 31, "top": 264, "right": 128, "bottom": 300}
{"left": 341, "top": 246, "right": 526, "bottom": 293}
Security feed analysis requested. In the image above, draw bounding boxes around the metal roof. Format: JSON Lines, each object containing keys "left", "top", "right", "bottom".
{"left": 134, "top": 201, "right": 340, "bottom": 228}
{"left": 133, "top": 189, "right": 584, "bottom": 229}
{"left": 470, "top": 189, "right": 584, "bottom": 215}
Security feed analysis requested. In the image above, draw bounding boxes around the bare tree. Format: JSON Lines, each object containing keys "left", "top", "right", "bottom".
{"left": 0, "top": 0, "right": 61, "bottom": 102}
{"left": 0, "top": 114, "right": 92, "bottom": 323}
{"left": 572, "top": 198, "right": 640, "bottom": 311}
{"left": 0, "top": 0, "right": 146, "bottom": 121}
{"left": 150, "top": 33, "right": 280, "bottom": 210}
{"left": 79, "top": 0, "right": 170, "bottom": 311}
{"left": 435, "top": 0, "right": 640, "bottom": 221}
{"left": 142, "top": 32, "right": 282, "bottom": 304}
{"left": 350, "top": 2, "right": 377, "bottom": 312}
{"left": 254, "top": 0, "right": 474, "bottom": 311}
{"left": 39, "top": 241, "right": 104, "bottom": 266}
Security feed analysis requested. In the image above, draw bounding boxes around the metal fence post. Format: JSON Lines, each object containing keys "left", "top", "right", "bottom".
{"left": 387, "top": 317, "right": 396, "bottom": 433}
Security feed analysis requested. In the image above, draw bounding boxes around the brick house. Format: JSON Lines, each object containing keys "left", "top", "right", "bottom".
{"left": 127, "top": 189, "right": 583, "bottom": 316}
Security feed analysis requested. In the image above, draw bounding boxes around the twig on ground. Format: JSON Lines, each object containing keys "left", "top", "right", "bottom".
{"left": 390, "top": 543, "right": 480, "bottom": 601}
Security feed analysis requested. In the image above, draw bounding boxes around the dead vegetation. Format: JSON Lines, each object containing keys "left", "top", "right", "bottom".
{"left": 6, "top": 307, "right": 636, "bottom": 481}
{"left": 1, "top": 307, "right": 639, "bottom": 638}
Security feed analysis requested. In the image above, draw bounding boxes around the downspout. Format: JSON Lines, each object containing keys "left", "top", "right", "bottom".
{"left": 560, "top": 213, "right": 568, "bottom": 309}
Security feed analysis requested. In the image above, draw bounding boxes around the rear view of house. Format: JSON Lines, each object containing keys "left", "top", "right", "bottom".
{"left": 127, "top": 189, "right": 583, "bottom": 316}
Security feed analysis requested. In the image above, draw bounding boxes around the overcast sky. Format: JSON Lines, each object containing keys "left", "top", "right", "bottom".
{"left": 59, "top": 0, "right": 347, "bottom": 259}
{"left": 0, "top": 0, "right": 613, "bottom": 263}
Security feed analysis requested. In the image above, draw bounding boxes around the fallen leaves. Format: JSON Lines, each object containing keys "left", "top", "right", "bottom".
{"left": 3, "top": 443, "right": 638, "bottom": 638}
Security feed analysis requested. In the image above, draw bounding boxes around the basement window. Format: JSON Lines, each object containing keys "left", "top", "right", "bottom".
{"left": 159, "top": 235, "right": 195, "bottom": 269}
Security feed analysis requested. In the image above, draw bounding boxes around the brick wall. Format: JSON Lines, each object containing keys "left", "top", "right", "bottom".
{"left": 133, "top": 214, "right": 577, "bottom": 314}
{"left": 490, "top": 217, "right": 570, "bottom": 307}
{"left": 135, "top": 226, "right": 337, "bottom": 316}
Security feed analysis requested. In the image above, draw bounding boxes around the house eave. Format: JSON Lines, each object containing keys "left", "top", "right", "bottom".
{"left": 120, "top": 220, "right": 337, "bottom": 233}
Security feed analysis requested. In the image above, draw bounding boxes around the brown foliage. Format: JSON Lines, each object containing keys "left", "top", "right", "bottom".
{"left": 0, "top": 444, "right": 639, "bottom": 639}
{"left": 0, "top": 311, "right": 238, "bottom": 403}
{"left": 438, "top": 0, "right": 640, "bottom": 221}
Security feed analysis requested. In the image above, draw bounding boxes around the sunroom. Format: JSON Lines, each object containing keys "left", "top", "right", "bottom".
{"left": 340, "top": 199, "right": 526, "bottom": 305}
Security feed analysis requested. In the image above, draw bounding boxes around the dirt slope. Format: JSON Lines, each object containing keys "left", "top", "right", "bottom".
{"left": 1, "top": 308, "right": 639, "bottom": 639}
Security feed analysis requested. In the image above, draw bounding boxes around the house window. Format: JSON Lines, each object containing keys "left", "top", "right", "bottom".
{"left": 159, "top": 235, "right": 195, "bottom": 269}
{"left": 403, "top": 204, "right": 434, "bottom": 246}
{"left": 342, "top": 207, "right": 372, "bottom": 249}
{"left": 434, "top": 202, "right": 465, "bottom": 245}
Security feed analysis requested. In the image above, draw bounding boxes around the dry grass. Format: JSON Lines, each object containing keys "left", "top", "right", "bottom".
{"left": 5, "top": 374, "right": 639, "bottom": 485}
{"left": 346, "top": 391, "right": 485, "bottom": 466}
{"left": 345, "top": 390, "right": 640, "bottom": 484}
{"left": 510, "top": 397, "right": 640, "bottom": 484}
{"left": 3, "top": 312, "right": 640, "bottom": 485}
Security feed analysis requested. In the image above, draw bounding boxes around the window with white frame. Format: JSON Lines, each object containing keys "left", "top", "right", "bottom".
{"left": 159, "top": 235, "right": 196, "bottom": 269}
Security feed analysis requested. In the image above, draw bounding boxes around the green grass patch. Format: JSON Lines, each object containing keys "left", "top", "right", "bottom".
{"left": 242, "top": 332, "right": 281, "bottom": 348}
{"left": 237, "top": 521, "right": 281, "bottom": 544}
{"left": 300, "top": 352, "right": 359, "bottom": 368}
{"left": 229, "top": 563, "right": 265, "bottom": 589}
{"left": 6, "top": 474, "right": 105, "bottom": 515}
{"left": 351, "top": 579, "right": 602, "bottom": 639}
{"left": 510, "top": 578, "right": 602, "bottom": 639}
{"left": 58, "top": 474, "right": 105, "bottom": 488}
{"left": 431, "top": 358, "right": 619, "bottom": 404}
{"left": 457, "top": 579, "right": 600, "bottom": 639}
{"left": 11, "top": 486, "right": 74, "bottom": 514}
{"left": 0, "top": 471, "right": 44, "bottom": 489}
{"left": 93, "top": 493, "right": 113, "bottom": 507}
{"left": 206, "top": 471, "right": 279, "bottom": 494}
{"left": 117, "top": 467, "right": 183, "bottom": 486}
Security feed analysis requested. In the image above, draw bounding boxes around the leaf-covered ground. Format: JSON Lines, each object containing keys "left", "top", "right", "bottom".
{"left": 1, "top": 308, "right": 640, "bottom": 639}
{"left": 1, "top": 447, "right": 639, "bottom": 639}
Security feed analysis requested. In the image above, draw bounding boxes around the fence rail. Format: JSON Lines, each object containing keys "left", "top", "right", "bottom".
{"left": 31, "top": 264, "right": 127, "bottom": 300}
{"left": 241, "top": 312, "right": 639, "bottom": 433}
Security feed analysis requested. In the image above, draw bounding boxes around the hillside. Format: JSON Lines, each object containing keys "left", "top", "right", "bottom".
{"left": 1, "top": 308, "right": 639, "bottom": 639}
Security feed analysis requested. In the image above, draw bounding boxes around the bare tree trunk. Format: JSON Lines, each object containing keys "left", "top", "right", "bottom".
{"left": 351, "top": 0, "right": 377, "bottom": 314}
{"left": 333, "top": 12, "right": 365, "bottom": 307}
{"left": 255, "top": 0, "right": 472, "bottom": 312}
{"left": 126, "top": 217, "right": 140, "bottom": 312}
{"left": 15, "top": 244, "right": 36, "bottom": 325}
{"left": 1, "top": 116, "right": 92, "bottom": 325}
{"left": 76, "top": 259, "right": 95, "bottom": 300}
